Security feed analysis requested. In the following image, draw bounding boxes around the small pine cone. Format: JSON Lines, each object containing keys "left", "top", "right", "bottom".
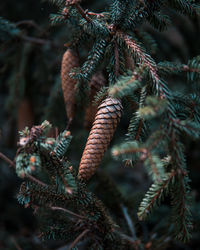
{"left": 18, "top": 98, "right": 34, "bottom": 131}
{"left": 61, "top": 49, "right": 79, "bottom": 122}
{"left": 84, "top": 72, "right": 106, "bottom": 129}
{"left": 79, "top": 97, "right": 122, "bottom": 181}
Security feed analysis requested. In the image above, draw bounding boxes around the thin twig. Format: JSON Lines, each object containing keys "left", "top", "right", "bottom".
{"left": 26, "top": 174, "right": 47, "bottom": 187}
{"left": 0, "top": 152, "right": 15, "bottom": 168}
{"left": 74, "top": 3, "right": 92, "bottom": 22}
{"left": 87, "top": 11, "right": 105, "bottom": 18}
{"left": 112, "top": 147, "right": 147, "bottom": 157}
{"left": 0, "top": 152, "right": 47, "bottom": 187}
{"left": 50, "top": 206, "right": 86, "bottom": 220}
{"left": 120, "top": 204, "right": 137, "bottom": 241}
{"left": 68, "top": 229, "right": 89, "bottom": 250}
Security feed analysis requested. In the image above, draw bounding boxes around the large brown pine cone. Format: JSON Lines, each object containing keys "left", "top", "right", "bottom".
{"left": 78, "top": 97, "right": 122, "bottom": 181}
{"left": 84, "top": 72, "right": 106, "bottom": 129}
{"left": 61, "top": 49, "right": 79, "bottom": 122}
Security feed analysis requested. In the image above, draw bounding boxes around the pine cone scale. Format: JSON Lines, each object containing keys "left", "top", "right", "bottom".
{"left": 88, "top": 132, "right": 112, "bottom": 142}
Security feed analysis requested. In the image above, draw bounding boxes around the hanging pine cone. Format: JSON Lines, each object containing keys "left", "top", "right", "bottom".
{"left": 61, "top": 49, "right": 79, "bottom": 123}
{"left": 84, "top": 72, "right": 106, "bottom": 129}
{"left": 78, "top": 97, "right": 122, "bottom": 181}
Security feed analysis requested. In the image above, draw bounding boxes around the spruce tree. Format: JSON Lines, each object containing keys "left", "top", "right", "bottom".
{"left": 1, "top": 0, "right": 200, "bottom": 249}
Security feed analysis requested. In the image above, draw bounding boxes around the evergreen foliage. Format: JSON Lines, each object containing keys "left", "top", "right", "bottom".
{"left": 1, "top": 0, "right": 200, "bottom": 249}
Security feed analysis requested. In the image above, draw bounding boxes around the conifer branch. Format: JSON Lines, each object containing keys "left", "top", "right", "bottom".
{"left": 117, "top": 31, "right": 170, "bottom": 99}
{"left": 138, "top": 171, "right": 176, "bottom": 220}
{"left": 112, "top": 143, "right": 147, "bottom": 157}
{"left": 117, "top": 32, "right": 158, "bottom": 76}
{"left": 108, "top": 74, "right": 141, "bottom": 98}
{"left": 3, "top": 0, "right": 199, "bottom": 246}
{"left": 169, "top": 139, "right": 193, "bottom": 242}
{"left": 74, "top": 4, "right": 92, "bottom": 22}
{"left": 87, "top": 11, "right": 105, "bottom": 18}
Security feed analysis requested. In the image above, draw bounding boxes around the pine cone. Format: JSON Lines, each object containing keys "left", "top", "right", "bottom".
{"left": 84, "top": 72, "right": 106, "bottom": 129}
{"left": 18, "top": 98, "right": 34, "bottom": 131}
{"left": 61, "top": 49, "right": 79, "bottom": 122}
{"left": 78, "top": 97, "right": 122, "bottom": 181}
